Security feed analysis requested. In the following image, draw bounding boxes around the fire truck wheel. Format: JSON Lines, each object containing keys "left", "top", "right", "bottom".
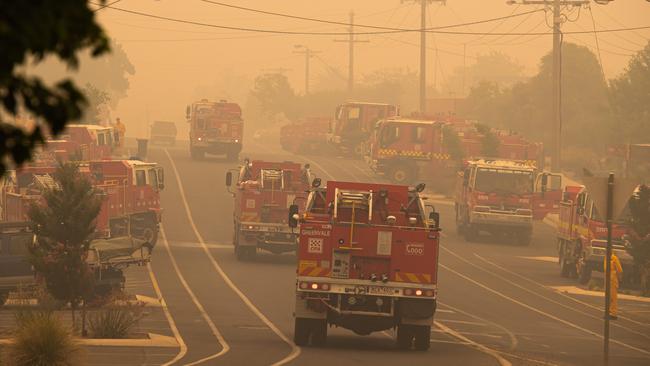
{"left": 235, "top": 245, "right": 247, "bottom": 261}
{"left": 463, "top": 226, "right": 479, "bottom": 242}
{"left": 515, "top": 231, "right": 532, "bottom": 246}
{"left": 396, "top": 324, "right": 414, "bottom": 350}
{"left": 190, "top": 147, "right": 205, "bottom": 160}
{"left": 559, "top": 242, "right": 573, "bottom": 278}
{"left": 413, "top": 325, "right": 431, "bottom": 351}
{"left": 578, "top": 260, "right": 592, "bottom": 285}
{"left": 388, "top": 165, "right": 415, "bottom": 185}
{"left": 311, "top": 319, "right": 328, "bottom": 346}
{"left": 293, "top": 318, "right": 311, "bottom": 346}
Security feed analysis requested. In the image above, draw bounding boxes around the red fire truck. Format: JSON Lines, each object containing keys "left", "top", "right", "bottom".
{"left": 280, "top": 117, "right": 331, "bottom": 155}
{"left": 557, "top": 185, "right": 634, "bottom": 284}
{"left": 289, "top": 181, "right": 440, "bottom": 350}
{"left": 225, "top": 160, "right": 313, "bottom": 260}
{"left": 36, "top": 124, "right": 116, "bottom": 164}
{"left": 368, "top": 117, "right": 542, "bottom": 186}
{"left": 329, "top": 102, "right": 398, "bottom": 157}
{"left": 455, "top": 159, "right": 538, "bottom": 245}
{"left": 2, "top": 160, "right": 164, "bottom": 246}
{"left": 186, "top": 99, "right": 243, "bottom": 161}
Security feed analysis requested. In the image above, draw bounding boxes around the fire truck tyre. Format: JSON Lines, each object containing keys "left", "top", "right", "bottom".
{"left": 190, "top": 147, "right": 204, "bottom": 160}
{"left": 293, "top": 318, "right": 311, "bottom": 346}
{"left": 388, "top": 165, "right": 415, "bottom": 184}
{"left": 516, "top": 231, "right": 532, "bottom": 246}
{"left": 235, "top": 245, "right": 246, "bottom": 261}
{"left": 559, "top": 243, "right": 572, "bottom": 278}
{"left": 463, "top": 225, "right": 479, "bottom": 242}
{"left": 396, "top": 324, "right": 414, "bottom": 350}
{"left": 311, "top": 319, "right": 328, "bottom": 346}
{"left": 413, "top": 325, "right": 431, "bottom": 351}
{"left": 226, "top": 150, "right": 238, "bottom": 162}
{"left": 246, "top": 246, "right": 257, "bottom": 260}
{"left": 578, "top": 262, "right": 593, "bottom": 285}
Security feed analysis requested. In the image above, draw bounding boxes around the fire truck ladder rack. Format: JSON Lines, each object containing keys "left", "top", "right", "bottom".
{"left": 334, "top": 189, "right": 373, "bottom": 251}
{"left": 261, "top": 168, "right": 284, "bottom": 203}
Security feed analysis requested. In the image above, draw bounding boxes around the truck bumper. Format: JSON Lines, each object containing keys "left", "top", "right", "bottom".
{"left": 193, "top": 140, "right": 242, "bottom": 154}
{"left": 470, "top": 211, "right": 533, "bottom": 229}
{"left": 239, "top": 222, "right": 298, "bottom": 253}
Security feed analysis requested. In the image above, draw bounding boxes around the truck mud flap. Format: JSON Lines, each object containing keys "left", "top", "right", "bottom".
{"left": 398, "top": 298, "right": 436, "bottom": 319}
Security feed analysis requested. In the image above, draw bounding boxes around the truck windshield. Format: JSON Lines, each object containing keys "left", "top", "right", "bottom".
{"left": 475, "top": 168, "right": 533, "bottom": 195}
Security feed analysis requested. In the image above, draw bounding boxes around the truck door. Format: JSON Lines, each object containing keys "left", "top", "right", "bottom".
{"left": 533, "top": 172, "right": 563, "bottom": 220}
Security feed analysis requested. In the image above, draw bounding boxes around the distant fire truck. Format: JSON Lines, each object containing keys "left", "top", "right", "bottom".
{"left": 226, "top": 160, "right": 313, "bottom": 260}
{"left": 556, "top": 185, "right": 634, "bottom": 284}
{"left": 186, "top": 99, "right": 243, "bottom": 161}
{"left": 2, "top": 160, "right": 164, "bottom": 246}
{"left": 455, "top": 159, "right": 538, "bottom": 245}
{"left": 329, "top": 102, "right": 398, "bottom": 157}
{"left": 368, "top": 117, "right": 542, "bottom": 186}
{"left": 280, "top": 117, "right": 331, "bottom": 155}
{"left": 37, "top": 124, "right": 115, "bottom": 163}
{"left": 289, "top": 181, "right": 440, "bottom": 350}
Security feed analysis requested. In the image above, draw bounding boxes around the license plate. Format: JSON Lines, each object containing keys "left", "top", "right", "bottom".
{"left": 367, "top": 286, "right": 397, "bottom": 296}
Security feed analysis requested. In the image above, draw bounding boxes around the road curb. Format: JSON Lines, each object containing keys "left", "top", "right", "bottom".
{"left": 0, "top": 332, "right": 179, "bottom": 348}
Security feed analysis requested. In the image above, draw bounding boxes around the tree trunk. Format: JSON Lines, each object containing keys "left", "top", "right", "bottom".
{"left": 81, "top": 300, "right": 87, "bottom": 337}
{"left": 71, "top": 303, "right": 77, "bottom": 335}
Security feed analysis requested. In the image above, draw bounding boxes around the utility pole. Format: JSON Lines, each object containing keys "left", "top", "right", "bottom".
{"left": 507, "top": 0, "right": 588, "bottom": 172}
{"left": 293, "top": 45, "right": 320, "bottom": 95}
{"left": 403, "top": 0, "right": 445, "bottom": 114}
{"left": 335, "top": 11, "right": 370, "bottom": 95}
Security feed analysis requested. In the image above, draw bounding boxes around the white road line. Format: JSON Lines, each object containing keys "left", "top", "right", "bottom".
{"left": 438, "top": 319, "right": 488, "bottom": 326}
{"left": 440, "top": 263, "right": 650, "bottom": 356}
{"left": 435, "top": 321, "right": 512, "bottom": 366}
{"left": 439, "top": 300, "right": 518, "bottom": 351}
{"left": 432, "top": 329, "right": 502, "bottom": 338}
{"left": 473, "top": 253, "right": 650, "bottom": 333}
{"left": 148, "top": 262, "right": 187, "bottom": 366}
{"left": 160, "top": 225, "right": 230, "bottom": 366}
{"left": 164, "top": 149, "right": 301, "bottom": 366}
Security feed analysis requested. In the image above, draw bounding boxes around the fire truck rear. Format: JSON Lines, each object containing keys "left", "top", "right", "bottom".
{"left": 455, "top": 159, "right": 536, "bottom": 245}
{"left": 280, "top": 117, "right": 331, "bottom": 155}
{"left": 187, "top": 99, "right": 243, "bottom": 161}
{"left": 226, "top": 160, "right": 312, "bottom": 260}
{"left": 329, "top": 102, "right": 398, "bottom": 157}
{"left": 557, "top": 185, "right": 634, "bottom": 283}
{"left": 290, "top": 181, "right": 440, "bottom": 350}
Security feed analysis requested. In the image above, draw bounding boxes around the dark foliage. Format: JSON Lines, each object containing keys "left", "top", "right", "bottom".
{"left": 0, "top": 0, "right": 109, "bottom": 176}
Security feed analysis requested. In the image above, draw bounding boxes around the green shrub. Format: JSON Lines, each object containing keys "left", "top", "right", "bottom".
{"left": 88, "top": 305, "right": 143, "bottom": 339}
{"left": 4, "top": 311, "right": 79, "bottom": 366}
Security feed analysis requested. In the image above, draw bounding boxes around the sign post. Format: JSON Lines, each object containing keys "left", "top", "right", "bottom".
{"left": 603, "top": 173, "right": 613, "bottom": 366}
{"left": 581, "top": 173, "right": 638, "bottom": 366}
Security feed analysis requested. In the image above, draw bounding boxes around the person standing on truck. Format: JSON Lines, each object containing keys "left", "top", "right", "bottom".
{"left": 604, "top": 253, "right": 623, "bottom": 320}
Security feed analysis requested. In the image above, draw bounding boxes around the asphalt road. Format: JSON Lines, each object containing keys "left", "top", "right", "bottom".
{"left": 143, "top": 139, "right": 650, "bottom": 366}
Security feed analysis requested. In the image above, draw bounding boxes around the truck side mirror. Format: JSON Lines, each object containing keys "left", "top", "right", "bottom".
{"left": 225, "top": 171, "right": 233, "bottom": 187}
{"left": 288, "top": 204, "right": 299, "bottom": 228}
{"left": 185, "top": 105, "right": 191, "bottom": 120}
{"left": 157, "top": 167, "right": 165, "bottom": 190}
{"left": 312, "top": 177, "right": 321, "bottom": 188}
{"left": 428, "top": 211, "right": 440, "bottom": 229}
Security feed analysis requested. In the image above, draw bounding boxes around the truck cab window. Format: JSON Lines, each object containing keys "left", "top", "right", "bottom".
{"left": 136, "top": 170, "right": 147, "bottom": 186}
{"left": 148, "top": 169, "right": 158, "bottom": 189}
{"left": 380, "top": 125, "right": 400, "bottom": 148}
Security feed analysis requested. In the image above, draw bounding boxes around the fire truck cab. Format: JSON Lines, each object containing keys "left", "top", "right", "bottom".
{"left": 557, "top": 186, "right": 634, "bottom": 283}
{"left": 187, "top": 99, "right": 243, "bottom": 161}
{"left": 329, "top": 102, "right": 398, "bottom": 157}
{"left": 291, "top": 181, "right": 440, "bottom": 350}
{"left": 455, "top": 159, "right": 536, "bottom": 245}
{"left": 226, "top": 160, "right": 313, "bottom": 260}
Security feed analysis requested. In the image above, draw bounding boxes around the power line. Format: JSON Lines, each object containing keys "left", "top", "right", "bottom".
{"left": 93, "top": 0, "right": 122, "bottom": 12}
{"left": 199, "top": 0, "right": 545, "bottom": 33}
{"left": 93, "top": 3, "right": 650, "bottom": 37}
{"left": 588, "top": 5, "right": 606, "bottom": 81}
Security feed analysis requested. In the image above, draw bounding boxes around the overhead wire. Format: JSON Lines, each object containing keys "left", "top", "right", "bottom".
{"left": 92, "top": 2, "right": 650, "bottom": 37}
{"left": 587, "top": 5, "right": 606, "bottom": 81}
{"left": 198, "top": 0, "right": 546, "bottom": 33}
{"left": 93, "top": 0, "right": 122, "bottom": 12}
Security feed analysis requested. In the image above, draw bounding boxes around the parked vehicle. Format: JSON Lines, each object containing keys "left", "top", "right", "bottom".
{"left": 280, "top": 117, "right": 331, "bottom": 155}
{"left": 556, "top": 185, "right": 634, "bottom": 284}
{"left": 290, "top": 180, "right": 440, "bottom": 350}
{"left": 0, "top": 222, "right": 35, "bottom": 304}
{"left": 328, "top": 102, "right": 398, "bottom": 157}
{"left": 150, "top": 120, "right": 178, "bottom": 146}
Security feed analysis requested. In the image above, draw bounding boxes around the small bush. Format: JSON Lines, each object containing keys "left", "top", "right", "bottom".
{"left": 88, "top": 305, "right": 143, "bottom": 339}
{"left": 4, "top": 311, "right": 79, "bottom": 366}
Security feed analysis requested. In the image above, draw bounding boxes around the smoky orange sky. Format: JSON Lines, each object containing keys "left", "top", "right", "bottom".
{"left": 92, "top": 0, "right": 650, "bottom": 138}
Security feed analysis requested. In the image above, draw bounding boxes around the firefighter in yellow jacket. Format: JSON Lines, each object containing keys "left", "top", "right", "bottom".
{"left": 604, "top": 253, "right": 623, "bottom": 320}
